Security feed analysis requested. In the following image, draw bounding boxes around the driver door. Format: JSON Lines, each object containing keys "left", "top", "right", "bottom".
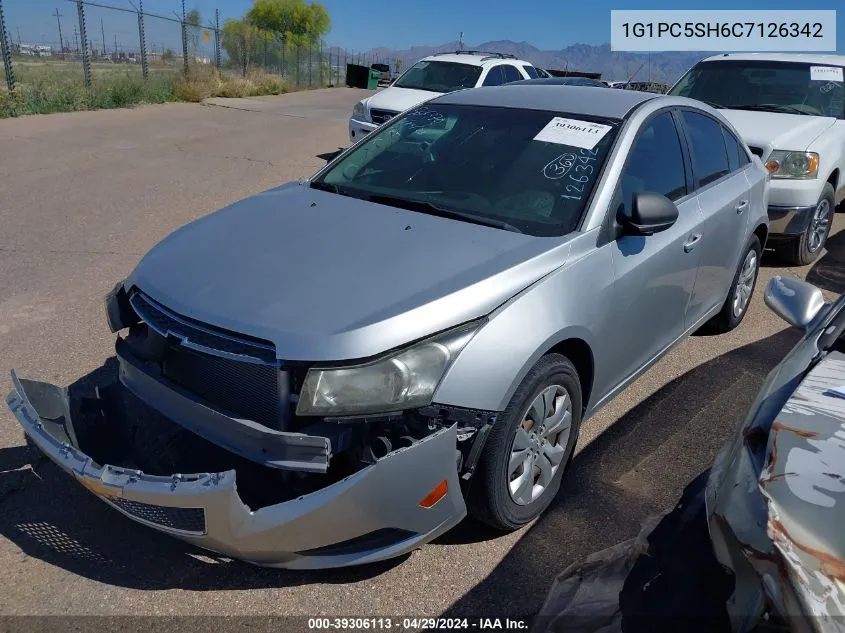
{"left": 601, "top": 110, "right": 706, "bottom": 393}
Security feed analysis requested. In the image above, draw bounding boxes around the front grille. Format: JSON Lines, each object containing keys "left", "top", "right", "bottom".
{"left": 749, "top": 146, "right": 763, "bottom": 157}
{"left": 129, "top": 290, "right": 283, "bottom": 428}
{"left": 130, "top": 292, "right": 276, "bottom": 363}
{"left": 108, "top": 498, "right": 206, "bottom": 534}
{"left": 370, "top": 108, "right": 398, "bottom": 125}
{"left": 163, "top": 346, "right": 282, "bottom": 427}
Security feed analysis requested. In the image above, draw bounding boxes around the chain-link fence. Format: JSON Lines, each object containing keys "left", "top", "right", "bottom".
{"left": 0, "top": 0, "right": 401, "bottom": 103}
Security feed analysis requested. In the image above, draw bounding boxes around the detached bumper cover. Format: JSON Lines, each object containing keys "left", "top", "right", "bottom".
{"left": 6, "top": 371, "right": 466, "bottom": 569}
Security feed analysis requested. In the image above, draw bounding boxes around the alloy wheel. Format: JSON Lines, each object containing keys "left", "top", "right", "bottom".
{"left": 732, "top": 248, "right": 758, "bottom": 318}
{"left": 507, "top": 385, "right": 573, "bottom": 506}
{"left": 808, "top": 198, "right": 831, "bottom": 254}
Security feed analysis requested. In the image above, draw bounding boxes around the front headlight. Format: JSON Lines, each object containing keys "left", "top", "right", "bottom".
{"left": 296, "top": 320, "right": 484, "bottom": 416}
{"left": 352, "top": 100, "right": 370, "bottom": 122}
{"left": 765, "top": 150, "right": 819, "bottom": 179}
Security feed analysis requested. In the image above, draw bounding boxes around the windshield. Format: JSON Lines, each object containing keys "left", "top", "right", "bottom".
{"left": 393, "top": 61, "right": 483, "bottom": 93}
{"left": 312, "top": 103, "right": 619, "bottom": 236}
{"left": 669, "top": 60, "right": 845, "bottom": 118}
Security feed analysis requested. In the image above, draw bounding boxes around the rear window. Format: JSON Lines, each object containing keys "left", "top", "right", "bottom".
{"left": 522, "top": 65, "right": 540, "bottom": 79}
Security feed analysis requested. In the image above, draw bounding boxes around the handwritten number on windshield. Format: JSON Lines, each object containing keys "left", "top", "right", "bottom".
{"left": 561, "top": 148, "right": 599, "bottom": 201}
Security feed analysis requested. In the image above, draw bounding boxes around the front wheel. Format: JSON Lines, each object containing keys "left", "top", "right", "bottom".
{"left": 467, "top": 354, "right": 582, "bottom": 531}
{"left": 780, "top": 184, "right": 834, "bottom": 266}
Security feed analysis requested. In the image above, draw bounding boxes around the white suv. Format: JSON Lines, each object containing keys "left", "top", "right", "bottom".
{"left": 348, "top": 51, "right": 540, "bottom": 143}
{"left": 669, "top": 53, "right": 844, "bottom": 264}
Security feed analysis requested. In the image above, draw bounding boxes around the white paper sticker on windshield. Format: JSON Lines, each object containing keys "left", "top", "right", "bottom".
{"left": 533, "top": 117, "right": 612, "bottom": 149}
{"left": 810, "top": 66, "right": 844, "bottom": 82}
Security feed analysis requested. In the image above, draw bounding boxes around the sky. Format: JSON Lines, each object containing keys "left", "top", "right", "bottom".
{"left": 7, "top": 0, "right": 845, "bottom": 54}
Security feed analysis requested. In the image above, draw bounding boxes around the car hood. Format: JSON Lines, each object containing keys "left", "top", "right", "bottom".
{"left": 126, "top": 182, "right": 572, "bottom": 361}
{"left": 365, "top": 86, "right": 442, "bottom": 114}
{"left": 720, "top": 109, "right": 836, "bottom": 157}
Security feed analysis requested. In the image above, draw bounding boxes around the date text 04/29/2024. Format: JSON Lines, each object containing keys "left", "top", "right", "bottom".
{"left": 307, "top": 618, "right": 529, "bottom": 630}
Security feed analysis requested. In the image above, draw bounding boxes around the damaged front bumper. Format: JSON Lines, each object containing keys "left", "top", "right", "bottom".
{"left": 6, "top": 371, "right": 467, "bottom": 570}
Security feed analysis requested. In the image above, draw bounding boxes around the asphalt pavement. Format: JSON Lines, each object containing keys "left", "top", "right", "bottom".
{"left": 0, "top": 88, "right": 843, "bottom": 620}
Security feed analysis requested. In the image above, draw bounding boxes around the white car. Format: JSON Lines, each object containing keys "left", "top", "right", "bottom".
{"left": 348, "top": 51, "right": 541, "bottom": 143}
{"left": 669, "top": 53, "right": 844, "bottom": 264}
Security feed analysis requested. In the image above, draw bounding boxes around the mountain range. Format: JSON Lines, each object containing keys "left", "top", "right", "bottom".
{"left": 333, "top": 41, "right": 712, "bottom": 84}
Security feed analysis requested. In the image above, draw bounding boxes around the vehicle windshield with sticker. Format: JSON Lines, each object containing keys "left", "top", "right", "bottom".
{"left": 669, "top": 60, "right": 845, "bottom": 118}
{"left": 311, "top": 103, "right": 619, "bottom": 236}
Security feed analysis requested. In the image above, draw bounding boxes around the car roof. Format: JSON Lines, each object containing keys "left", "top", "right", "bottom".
{"left": 421, "top": 52, "right": 531, "bottom": 66}
{"left": 701, "top": 52, "right": 845, "bottom": 66}
{"left": 434, "top": 84, "right": 659, "bottom": 119}
{"left": 513, "top": 77, "right": 607, "bottom": 86}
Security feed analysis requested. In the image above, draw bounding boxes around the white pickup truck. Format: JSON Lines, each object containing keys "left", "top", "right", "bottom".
{"left": 669, "top": 53, "right": 844, "bottom": 264}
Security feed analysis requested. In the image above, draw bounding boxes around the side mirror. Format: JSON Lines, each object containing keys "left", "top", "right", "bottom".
{"left": 317, "top": 148, "right": 344, "bottom": 163}
{"left": 620, "top": 191, "right": 679, "bottom": 236}
{"left": 764, "top": 276, "right": 826, "bottom": 330}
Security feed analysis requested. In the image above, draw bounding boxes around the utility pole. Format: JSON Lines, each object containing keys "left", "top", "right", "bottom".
{"left": 113, "top": 33, "right": 117, "bottom": 56}
{"left": 54, "top": 8, "right": 64, "bottom": 57}
{"left": 73, "top": 25, "right": 78, "bottom": 53}
{"left": 100, "top": 17, "right": 105, "bottom": 55}
{"left": 16, "top": 26, "right": 21, "bottom": 46}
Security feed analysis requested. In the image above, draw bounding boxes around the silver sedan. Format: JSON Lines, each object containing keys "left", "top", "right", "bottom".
{"left": 7, "top": 85, "right": 769, "bottom": 568}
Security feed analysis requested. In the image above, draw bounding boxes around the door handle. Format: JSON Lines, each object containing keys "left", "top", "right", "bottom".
{"left": 683, "top": 233, "right": 703, "bottom": 253}
{"left": 735, "top": 199, "right": 749, "bottom": 213}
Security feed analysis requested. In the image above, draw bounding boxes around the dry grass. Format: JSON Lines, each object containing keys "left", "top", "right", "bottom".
{"left": 173, "top": 68, "right": 292, "bottom": 102}
{"left": 2, "top": 61, "right": 300, "bottom": 117}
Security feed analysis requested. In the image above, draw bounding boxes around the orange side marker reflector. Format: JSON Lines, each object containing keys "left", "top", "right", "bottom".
{"left": 419, "top": 480, "right": 448, "bottom": 508}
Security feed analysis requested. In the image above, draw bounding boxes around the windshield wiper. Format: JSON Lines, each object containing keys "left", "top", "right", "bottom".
{"left": 309, "top": 180, "right": 366, "bottom": 198}
{"left": 698, "top": 99, "right": 725, "bottom": 108}
{"left": 730, "top": 103, "right": 808, "bottom": 115}
{"left": 367, "top": 194, "right": 523, "bottom": 233}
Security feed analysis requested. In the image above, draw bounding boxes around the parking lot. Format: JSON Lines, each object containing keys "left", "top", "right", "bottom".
{"left": 0, "top": 87, "right": 843, "bottom": 619}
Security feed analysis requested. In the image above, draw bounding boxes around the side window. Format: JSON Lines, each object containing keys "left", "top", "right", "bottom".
{"left": 502, "top": 65, "right": 523, "bottom": 83}
{"left": 680, "top": 110, "right": 730, "bottom": 186}
{"left": 522, "top": 65, "right": 539, "bottom": 79}
{"left": 482, "top": 66, "right": 505, "bottom": 86}
{"left": 722, "top": 127, "right": 750, "bottom": 172}
{"left": 620, "top": 112, "right": 687, "bottom": 209}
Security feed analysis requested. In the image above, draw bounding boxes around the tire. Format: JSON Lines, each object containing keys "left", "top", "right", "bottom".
{"left": 780, "top": 183, "right": 834, "bottom": 266}
{"left": 468, "top": 353, "right": 582, "bottom": 531}
{"left": 710, "top": 235, "right": 761, "bottom": 333}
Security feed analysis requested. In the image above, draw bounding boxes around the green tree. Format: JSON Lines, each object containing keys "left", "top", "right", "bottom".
{"left": 245, "top": 0, "right": 330, "bottom": 48}
{"left": 221, "top": 18, "right": 264, "bottom": 76}
{"left": 185, "top": 8, "right": 202, "bottom": 55}
{"left": 162, "top": 48, "right": 175, "bottom": 63}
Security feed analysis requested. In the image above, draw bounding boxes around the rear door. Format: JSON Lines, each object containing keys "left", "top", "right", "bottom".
{"left": 481, "top": 65, "right": 507, "bottom": 86}
{"left": 677, "top": 109, "right": 751, "bottom": 328}
{"left": 501, "top": 64, "right": 525, "bottom": 83}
